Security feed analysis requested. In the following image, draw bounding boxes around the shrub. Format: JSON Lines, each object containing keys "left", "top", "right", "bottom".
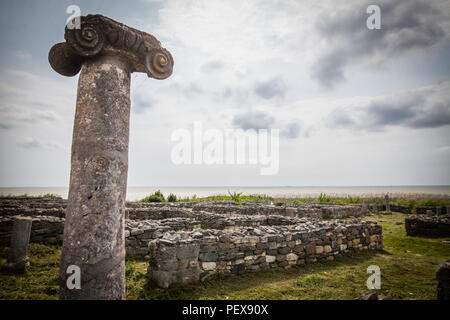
{"left": 228, "top": 190, "right": 243, "bottom": 205}
{"left": 140, "top": 190, "right": 166, "bottom": 203}
{"left": 167, "top": 193, "right": 177, "bottom": 202}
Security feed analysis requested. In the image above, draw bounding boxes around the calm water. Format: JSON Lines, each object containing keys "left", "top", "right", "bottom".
{"left": 0, "top": 186, "right": 449, "bottom": 201}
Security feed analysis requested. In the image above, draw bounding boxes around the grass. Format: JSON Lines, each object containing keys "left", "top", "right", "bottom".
{"left": 0, "top": 244, "right": 60, "bottom": 299}
{"left": 140, "top": 191, "right": 274, "bottom": 204}
{"left": 277, "top": 193, "right": 450, "bottom": 209}
{"left": 1, "top": 212, "right": 448, "bottom": 300}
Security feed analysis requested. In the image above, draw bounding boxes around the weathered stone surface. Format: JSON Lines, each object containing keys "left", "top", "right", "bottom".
{"left": 49, "top": 15, "right": 173, "bottom": 300}
{"left": 405, "top": 215, "right": 450, "bottom": 237}
{"left": 315, "top": 245, "right": 324, "bottom": 254}
{"left": 436, "top": 259, "right": 450, "bottom": 300}
{"left": 147, "top": 220, "right": 382, "bottom": 288}
{"left": 202, "top": 262, "right": 217, "bottom": 271}
{"left": 1, "top": 217, "right": 32, "bottom": 273}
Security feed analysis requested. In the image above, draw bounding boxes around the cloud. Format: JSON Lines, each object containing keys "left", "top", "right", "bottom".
{"left": 131, "top": 93, "right": 156, "bottom": 113}
{"left": 325, "top": 80, "right": 450, "bottom": 130}
{"left": 16, "top": 138, "right": 61, "bottom": 149}
{"left": 0, "top": 105, "right": 59, "bottom": 130}
{"left": 183, "top": 82, "right": 204, "bottom": 98}
{"left": 200, "top": 59, "right": 225, "bottom": 73}
{"left": 232, "top": 111, "right": 275, "bottom": 130}
{"left": 281, "top": 122, "right": 301, "bottom": 139}
{"left": 313, "top": 0, "right": 449, "bottom": 88}
{"left": 0, "top": 69, "right": 73, "bottom": 130}
{"left": 254, "top": 77, "right": 286, "bottom": 100}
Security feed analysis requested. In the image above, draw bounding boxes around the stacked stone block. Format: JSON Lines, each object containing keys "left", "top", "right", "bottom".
{"left": 148, "top": 220, "right": 383, "bottom": 288}
{"left": 405, "top": 215, "right": 450, "bottom": 237}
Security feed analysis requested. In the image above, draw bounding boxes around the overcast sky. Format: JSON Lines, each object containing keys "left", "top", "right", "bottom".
{"left": 0, "top": 0, "right": 449, "bottom": 187}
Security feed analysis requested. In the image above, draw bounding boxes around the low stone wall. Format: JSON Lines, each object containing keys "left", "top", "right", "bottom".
{"left": 129, "top": 207, "right": 306, "bottom": 229}
{"left": 1, "top": 198, "right": 369, "bottom": 220}
{"left": 0, "top": 213, "right": 317, "bottom": 260}
{"left": 389, "top": 205, "right": 411, "bottom": 214}
{"left": 0, "top": 215, "right": 64, "bottom": 245}
{"left": 416, "top": 206, "right": 448, "bottom": 215}
{"left": 300, "top": 204, "right": 362, "bottom": 219}
{"left": 148, "top": 219, "right": 383, "bottom": 288}
{"left": 405, "top": 215, "right": 450, "bottom": 237}
{"left": 191, "top": 202, "right": 365, "bottom": 220}
{"left": 125, "top": 218, "right": 202, "bottom": 258}
{"left": 1, "top": 215, "right": 200, "bottom": 258}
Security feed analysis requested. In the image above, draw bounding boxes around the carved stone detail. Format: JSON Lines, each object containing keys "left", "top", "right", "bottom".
{"left": 49, "top": 14, "right": 173, "bottom": 79}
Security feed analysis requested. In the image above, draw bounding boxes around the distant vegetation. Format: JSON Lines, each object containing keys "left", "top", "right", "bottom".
{"left": 278, "top": 193, "right": 450, "bottom": 209}
{"left": 139, "top": 190, "right": 166, "bottom": 203}
{"left": 139, "top": 191, "right": 450, "bottom": 209}
{"left": 139, "top": 190, "right": 274, "bottom": 205}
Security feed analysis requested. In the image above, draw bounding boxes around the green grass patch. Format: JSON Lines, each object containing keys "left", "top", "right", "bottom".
{"left": 139, "top": 191, "right": 274, "bottom": 204}
{"left": 282, "top": 193, "right": 450, "bottom": 209}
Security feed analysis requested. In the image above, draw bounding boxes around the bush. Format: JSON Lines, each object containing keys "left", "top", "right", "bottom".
{"left": 167, "top": 193, "right": 177, "bottom": 202}
{"left": 140, "top": 190, "right": 165, "bottom": 203}
{"left": 228, "top": 190, "right": 243, "bottom": 205}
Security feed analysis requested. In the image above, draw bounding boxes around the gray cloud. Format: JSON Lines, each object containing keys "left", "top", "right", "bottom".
{"left": 131, "top": 94, "right": 155, "bottom": 113}
{"left": 200, "top": 59, "right": 225, "bottom": 73}
{"left": 254, "top": 77, "right": 286, "bottom": 99}
{"left": 281, "top": 122, "right": 301, "bottom": 139}
{"left": 0, "top": 106, "right": 58, "bottom": 130}
{"left": 183, "top": 82, "right": 204, "bottom": 98}
{"left": 16, "top": 138, "right": 61, "bottom": 149}
{"left": 16, "top": 138, "right": 42, "bottom": 149}
{"left": 232, "top": 111, "right": 275, "bottom": 130}
{"left": 326, "top": 81, "right": 450, "bottom": 130}
{"left": 313, "top": 0, "right": 448, "bottom": 88}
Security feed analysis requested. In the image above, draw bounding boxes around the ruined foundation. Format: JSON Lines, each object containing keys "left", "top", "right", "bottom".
{"left": 1, "top": 196, "right": 385, "bottom": 288}
{"left": 405, "top": 215, "right": 450, "bottom": 237}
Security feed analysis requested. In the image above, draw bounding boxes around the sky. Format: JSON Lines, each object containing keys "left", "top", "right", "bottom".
{"left": 0, "top": 0, "right": 449, "bottom": 187}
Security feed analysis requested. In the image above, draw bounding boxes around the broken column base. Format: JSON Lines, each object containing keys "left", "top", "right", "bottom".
{"left": 437, "top": 259, "right": 450, "bottom": 300}
{"left": 1, "top": 216, "right": 32, "bottom": 274}
{"left": 1, "top": 259, "right": 29, "bottom": 274}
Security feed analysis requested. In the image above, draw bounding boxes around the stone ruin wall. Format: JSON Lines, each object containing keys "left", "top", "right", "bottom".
{"left": 0, "top": 212, "right": 325, "bottom": 259}
{"left": 0, "top": 196, "right": 392, "bottom": 288}
{"left": 148, "top": 220, "right": 383, "bottom": 288}
{"left": 405, "top": 215, "right": 450, "bottom": 237}
{"left": 0, "top": 215, "right": 64, "bottom": 245}
{"left": 415, "top": 206, "right": 449, "bottom": 215}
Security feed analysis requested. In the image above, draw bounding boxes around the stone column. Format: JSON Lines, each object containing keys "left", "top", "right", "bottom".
{"left": 49, "top": 15, "right": 173, "bottom": 300}
{"left": 361, "top": 201, "right": 368, "bottom": 215}
{"left": 385, "top": 194, "right": 390, "bottom": 212}
{"left": 372, "top": 203, "right": 378, "bottom": 213}
{"left": 1, "top": 216, "right": 32, "bottom": 273}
